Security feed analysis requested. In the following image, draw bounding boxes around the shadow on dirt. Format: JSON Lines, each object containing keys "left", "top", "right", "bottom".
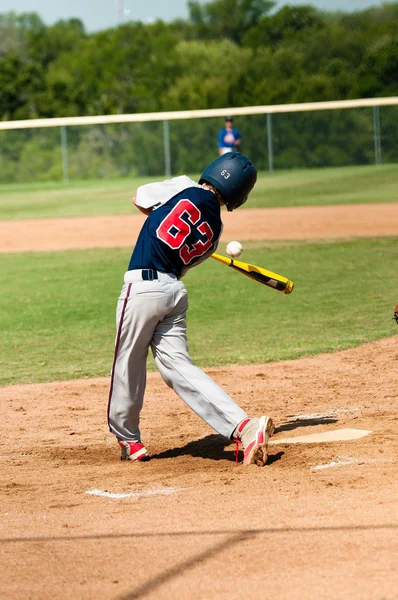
{"left": 267, "top": 451, "right": 284, "bottom": 464}
{"left": 150, "top": 434, "right": 284, "bottom": 465}
{"left": 275, "top": 416, "right": 338, "bottom": 434}
{"left": 150, "top": 434, "right": 237, "bottom": 462}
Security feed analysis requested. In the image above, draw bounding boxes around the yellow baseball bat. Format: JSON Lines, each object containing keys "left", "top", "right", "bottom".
{"left": 211, "top": 253, "right": 294, "bottom": 294}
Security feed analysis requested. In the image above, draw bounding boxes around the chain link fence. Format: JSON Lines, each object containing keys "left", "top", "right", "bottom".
{"left": 0, "top": 104, "right": 396, "bottom": 184}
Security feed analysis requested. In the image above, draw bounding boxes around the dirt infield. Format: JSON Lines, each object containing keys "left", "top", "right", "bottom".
{"left": 2, "top": 202, "right": 398, "bottom": 252}
{"left": 1, "top": 204, "right": 398, "bottom": 600}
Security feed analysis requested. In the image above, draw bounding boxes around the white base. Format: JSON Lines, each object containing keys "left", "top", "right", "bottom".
{"left": 269, "top": 428, "right": 372, "bottom": 445}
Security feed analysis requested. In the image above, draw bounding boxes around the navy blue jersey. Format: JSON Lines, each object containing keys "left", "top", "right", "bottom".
{"left": 128, "top": 186, "right": 222, "bottom": 278}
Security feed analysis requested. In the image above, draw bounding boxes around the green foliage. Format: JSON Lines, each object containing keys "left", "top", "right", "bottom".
{"left": 187, "top": 0, "right": 275, "bottom": 43}
{"left": 162, "top": 40, "right": 252, "bottom": 110}
{"left": 44, "top": 21, "right": 181, "bottom": 117}
{"left": 0, "top": 2, "right": 397, "bottom": 121}
{"left": 0, "top": 238, "right": 397, "bottom": 385}
{"left": 0, "top": 12, "right": 86, "bottom": 120}
{"left": 242, "top": 4, "right": 325, "bottom": 48}
{"left": 0, "top": 2, "right": 398, "bottom": 182}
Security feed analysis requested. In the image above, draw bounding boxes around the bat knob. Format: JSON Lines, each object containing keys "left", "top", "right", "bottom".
{"left": 284, "top": 280, "right": 294, "bottom": 294}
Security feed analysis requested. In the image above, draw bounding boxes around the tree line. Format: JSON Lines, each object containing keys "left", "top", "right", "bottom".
{"left": 0, "top": 0, "right": 397, "bottom": 182}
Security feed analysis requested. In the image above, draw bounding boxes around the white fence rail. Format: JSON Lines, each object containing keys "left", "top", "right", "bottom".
{"left": 0, "top": 97, "right": 397, "bottom": 130}
{"left": 0, "top": 97, "right": 397, "bottom": 182}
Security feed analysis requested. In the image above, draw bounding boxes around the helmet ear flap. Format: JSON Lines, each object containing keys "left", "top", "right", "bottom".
{"left": 200, "top": 153, "right": 257, "bottom": 211}
{"left": 226, "top": 195, "right": 247, "bottom": 211}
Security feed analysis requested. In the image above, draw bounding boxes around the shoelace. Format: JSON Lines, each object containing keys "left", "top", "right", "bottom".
{"left": 233, "top": 417, "right": 251, "bottom": 466}
{"left": 234, "top": 439, "right": 241, "bottom": 465}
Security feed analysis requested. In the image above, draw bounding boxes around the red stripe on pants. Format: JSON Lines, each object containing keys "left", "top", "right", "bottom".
{"left": 107, "top": 283, "right": 132, "bottom": 428}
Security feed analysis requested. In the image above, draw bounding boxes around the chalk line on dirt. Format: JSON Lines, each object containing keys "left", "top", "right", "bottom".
{"left": 311, "top": 455, "right": 394, "bottom": 471}
{"left": 85, "top": 487, "right": 183, "bottom": 500}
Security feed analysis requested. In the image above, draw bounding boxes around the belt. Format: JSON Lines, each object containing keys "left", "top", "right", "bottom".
{"left": 141, "top": 268, "right": 158, "bottom": 281}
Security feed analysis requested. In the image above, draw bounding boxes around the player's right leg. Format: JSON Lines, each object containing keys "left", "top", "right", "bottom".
{"left": 151, "top": 282, "right": 250, "bottom": 440}
{"left": 151, "top": 281, "right": 274, "bottom": 465}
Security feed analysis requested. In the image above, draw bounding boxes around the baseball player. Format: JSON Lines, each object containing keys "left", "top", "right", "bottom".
{"left": 107, "top": 152, "right": 274, "bottom": 466}
{"left": 218, "top": 116, "right": 241, "bottom": 155}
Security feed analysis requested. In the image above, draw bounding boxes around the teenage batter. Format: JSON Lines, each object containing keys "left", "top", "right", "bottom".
{"left": 107, "top": 153, "right": 274, "bottom": 466}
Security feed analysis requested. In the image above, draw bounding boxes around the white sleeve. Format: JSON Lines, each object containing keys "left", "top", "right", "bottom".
{"left": 135, "top": 176, "right": 200, "bottom": 210}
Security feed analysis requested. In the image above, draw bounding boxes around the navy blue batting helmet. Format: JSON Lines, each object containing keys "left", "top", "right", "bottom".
{"left": 199, "top": 152, "right": 257, "bottom": 211}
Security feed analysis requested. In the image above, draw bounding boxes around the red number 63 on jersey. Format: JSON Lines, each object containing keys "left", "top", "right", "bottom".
{"left": 156, "top": 199, "right": 215, "bottom": 265}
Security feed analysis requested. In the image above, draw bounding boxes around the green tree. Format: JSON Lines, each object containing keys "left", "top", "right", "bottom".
{"left": 44, "top": 21, "right": 181, "bottom": 117}
{"left": 162, "top": 39, "right": 252, "bottom": 110}
{"left": 0, "top": 13, "right": 86, "bottom": 119}
{"left": 188, "top": 0, "right": 275, "bottom": 43}
{"left": 1, "top": 2, "right": 397, "bottom": 183}
{"left": 242, "top": 4, "right": 325, "bottom": 48}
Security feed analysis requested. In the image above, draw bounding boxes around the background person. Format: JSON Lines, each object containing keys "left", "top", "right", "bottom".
{"left": 107, "top": 152, "right": 274, "bottom": 467}
{"left": 218, "top": 116, "right": 241, "bottom": 155}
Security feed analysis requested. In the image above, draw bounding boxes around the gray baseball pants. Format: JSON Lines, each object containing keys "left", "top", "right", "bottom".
{"left": 107, "top": 270, "right": 248, "bottom": 442}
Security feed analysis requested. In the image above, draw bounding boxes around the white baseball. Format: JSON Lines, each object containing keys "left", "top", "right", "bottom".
{"left": 226, "top": 241, "right": 243, "bottom": 258}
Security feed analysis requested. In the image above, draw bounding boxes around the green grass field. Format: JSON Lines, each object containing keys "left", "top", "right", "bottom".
{"left": 1, "top": 238, "right": 397, "bottom": 386}
{"left": 0, "top": 164, "right": 396, "bottom": 220}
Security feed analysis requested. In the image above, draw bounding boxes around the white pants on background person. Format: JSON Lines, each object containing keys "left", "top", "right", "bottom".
{"left": 107, "top": 270, "right": 249, "bottom": 443}
{"left": 220, "top": 147, "right": 234, "bottom": 154}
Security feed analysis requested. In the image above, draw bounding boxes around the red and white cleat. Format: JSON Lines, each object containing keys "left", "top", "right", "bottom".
{"left": 119, "top": 441, "right": 149, "bottom": 462}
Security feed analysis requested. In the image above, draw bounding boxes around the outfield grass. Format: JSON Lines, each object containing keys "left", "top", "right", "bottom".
{"left": 1, "top": 238, "right": 397, "bottom": 386}
{"left": 0, "top": 164, "right": 396, "bottom": 220}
